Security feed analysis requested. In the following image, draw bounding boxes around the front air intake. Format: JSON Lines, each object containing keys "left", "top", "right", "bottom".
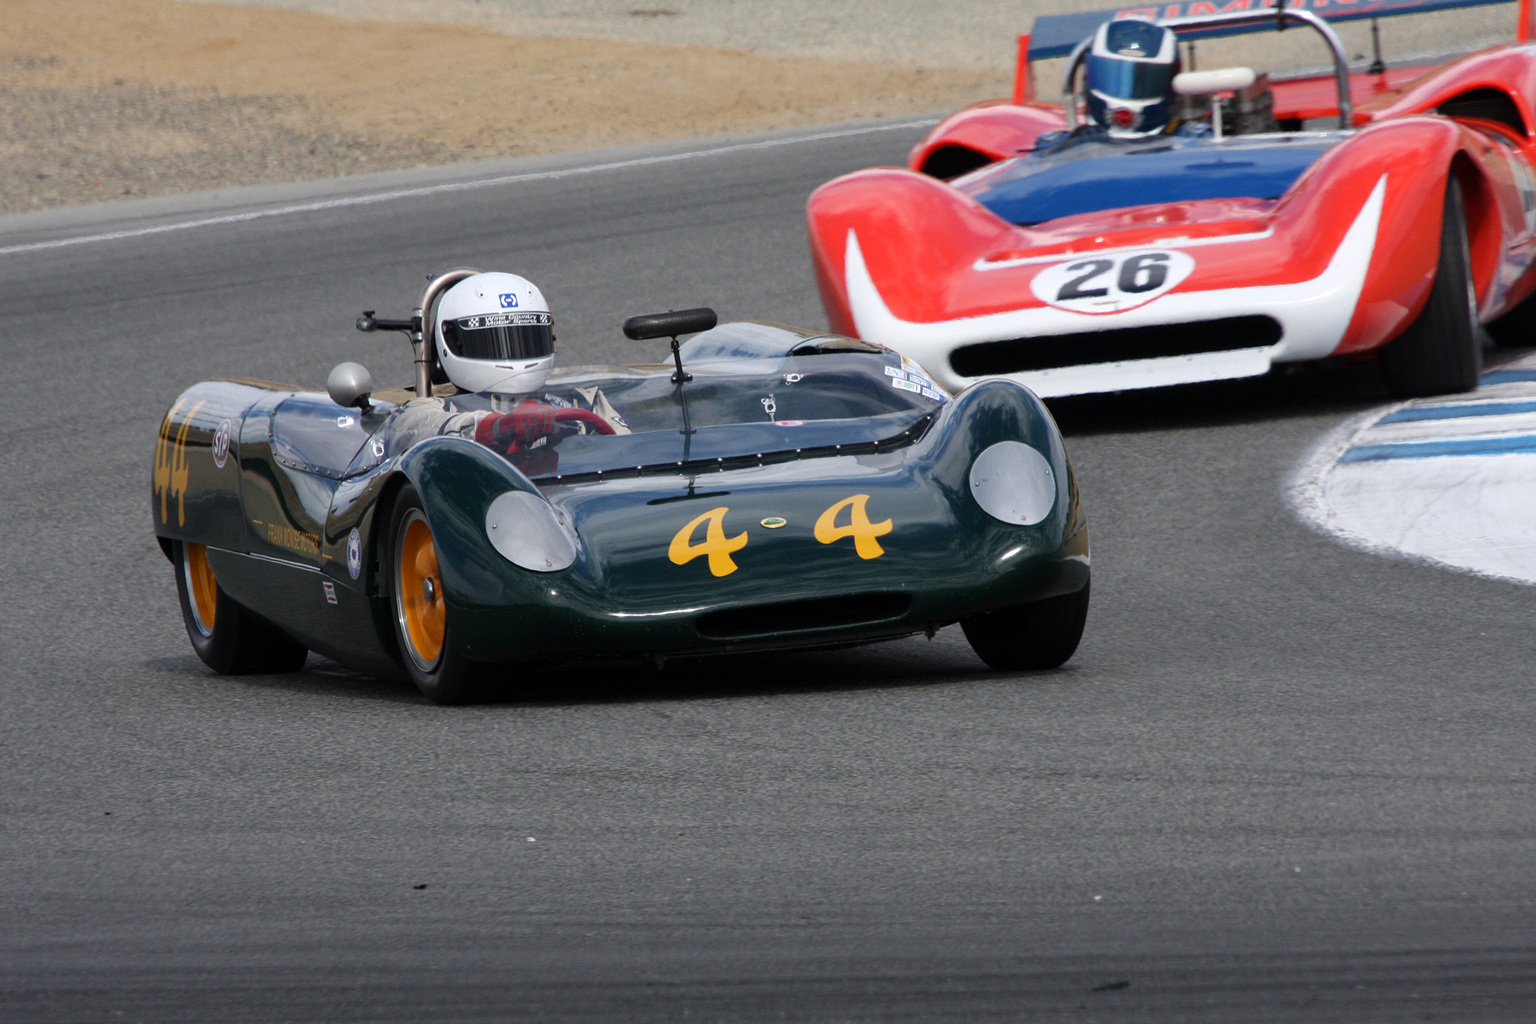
{"left": 949, "top": 315, "right": 1283, "bottom": 377}
{"left": 696, "top": 593, "right": 912, "bottom": 639}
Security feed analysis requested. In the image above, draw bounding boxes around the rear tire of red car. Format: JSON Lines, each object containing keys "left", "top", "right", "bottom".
{"left": 386, "top": 485, "right": 489, "bottom": 705}
{"left": 1381, "top": 177, "right": 1482, "bottom": 398}
{"left": 174, "top": 540, "right": 309, "bottom": 675}
{"left": 962, "top": 580, "right": 1090, "bottom": 671}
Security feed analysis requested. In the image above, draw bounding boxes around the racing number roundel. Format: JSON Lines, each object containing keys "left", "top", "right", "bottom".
{"left": 1031, "top": 249, "right": 1194, "bottom": 315}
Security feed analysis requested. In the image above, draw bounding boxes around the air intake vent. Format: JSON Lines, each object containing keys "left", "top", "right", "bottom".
{"left": 950, "top": 315, "right": 1282, "bottom": 377}
{"left": 696, "top": 593, "right": 912, "bottom": 639}
{"left": 1436, "top": 88, "right": 1527, "bottom": 136}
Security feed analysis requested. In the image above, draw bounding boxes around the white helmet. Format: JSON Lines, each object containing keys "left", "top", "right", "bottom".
{"left": 434, "top": 272, "right": 555, "bottom": 394}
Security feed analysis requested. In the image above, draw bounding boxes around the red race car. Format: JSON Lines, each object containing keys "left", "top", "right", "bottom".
{"left": 807, "top": 0, "right": 1536, "bottom": 398}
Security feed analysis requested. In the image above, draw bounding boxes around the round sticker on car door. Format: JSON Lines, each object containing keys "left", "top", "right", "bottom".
{"left": 1031, "top": 249, "right": 1194, "bottom": 315}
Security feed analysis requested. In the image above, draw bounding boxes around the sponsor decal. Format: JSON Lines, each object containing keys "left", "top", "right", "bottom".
{"left": 336, "top": 415, "right": 355, "bottom": 428}
{"left": 1111, "top": 0, "right": 1484, "bottom": 18}
{"left": 1031, "top": 248, "right": 1195, "bottom": 315}
{"left": 886, "top": 361, "right": 945, "bottom": 400}
{"left": 154, "top": 398, "right": 207, "bottom": 526}
{"left": 773, "top": 419, "right": 807, "bottom": 427}
{"left": 266, "top": 522, "right": 321, "bottom": 557}
{"left": 347, "top": 528, "right": 362, "bottom": 579}
{"left": 461, "top": 311, "right": 550, "bottom": 329}
{"left": 760, "top": 517, "right": 788, "bottom": 529}
{"left": 499, "top": 292, "right": 519, "bottom": 309}
{"left": 323, "top": 580, "right": 338, "bottom": 605}
{"left": 212, "top": 419, "right": 232, "bottom": 469}
{"left": 1117, "top": 1, "right": 1288, "bottom": 18}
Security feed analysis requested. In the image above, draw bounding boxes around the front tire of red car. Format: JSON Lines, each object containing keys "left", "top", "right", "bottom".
{"left": 386, "top": 485, "right": 488, "bottom": 705}
{"left": 961, "top": 580, "right": 1090, "bottom": 671}
{"left": 1381, "top": 177, "right": 1482, "bottom": 398}
{"left": 173, "top": 540, "right": 309, "bottom": 675}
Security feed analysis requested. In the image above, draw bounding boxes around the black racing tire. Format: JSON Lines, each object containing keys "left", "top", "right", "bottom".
{"left": 1380, "top": 177, "right": 1483, "bottom": 397}
{"left": 173, "top": 540, "right": 308, "bottom": 675}
{"left": 386, "top": 484, "right": 488, "bottom": 705}
{"left": 961, "top": 579, "right": 1090, "bottom": 671}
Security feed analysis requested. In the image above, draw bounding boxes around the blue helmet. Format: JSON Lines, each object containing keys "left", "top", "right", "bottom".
{"left": 1084, "top": 18, "right": 1181, "bottom": 136}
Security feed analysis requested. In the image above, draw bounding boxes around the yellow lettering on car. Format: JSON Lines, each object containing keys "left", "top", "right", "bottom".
{"left": 153, "top": 398, "right": 205, "bottom": 527}
{"left": 814, "top": 494, "right": 892, "bottom": 559}
{"left": 669, "top": 506, "right": 748, "bottom": 577}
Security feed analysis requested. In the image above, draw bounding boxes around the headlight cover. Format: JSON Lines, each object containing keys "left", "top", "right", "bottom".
{"left": 485, "top": 491, "right": 578, "bottom": 572}
{"left": 969, "top": 441, "right": 1057, "bottom": 526}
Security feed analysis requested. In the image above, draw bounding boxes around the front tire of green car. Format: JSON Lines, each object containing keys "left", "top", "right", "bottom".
{"left": 962, "top": 580, "right": 1090, "bottom": 671}
{"left": 386, "top": 484, "right": 488, "bottom": 705}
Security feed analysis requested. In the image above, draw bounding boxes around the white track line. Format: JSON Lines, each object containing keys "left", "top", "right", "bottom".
{"left": 0, "top": 119, "right": 936, "bottom": 258}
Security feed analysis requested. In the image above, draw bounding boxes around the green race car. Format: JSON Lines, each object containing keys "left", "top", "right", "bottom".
{"left": 152, "top": 273, "right": 1089, "bottom": 703}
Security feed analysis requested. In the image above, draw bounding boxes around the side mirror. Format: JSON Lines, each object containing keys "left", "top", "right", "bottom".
{"left": 622, "top": 307, "right": 718, "bottom": 341}
{"left": 327, "top": 362, "right": 376, "bottom": 411}
{"left": 622, "top": 307, "right": 719, "bottom": 386}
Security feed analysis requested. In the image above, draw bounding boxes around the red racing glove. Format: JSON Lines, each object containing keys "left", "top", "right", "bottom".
{"left": 475, "top": 400, "right": 558, "bottom": 453}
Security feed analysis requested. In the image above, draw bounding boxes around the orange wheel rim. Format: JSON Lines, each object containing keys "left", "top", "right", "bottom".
{"left": 398, "top": 514, "right": 445, "bottom": 666}
{"left": 185, "top": 542, "right": 218, "bottom": 634}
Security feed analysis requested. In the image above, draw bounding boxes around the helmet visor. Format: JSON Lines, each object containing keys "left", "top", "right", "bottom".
{"left": 1086, "top": 53, "right": 1175, "bottom": 102}
{"left": 445, "top": 312, "right": 553, "bottom": 360}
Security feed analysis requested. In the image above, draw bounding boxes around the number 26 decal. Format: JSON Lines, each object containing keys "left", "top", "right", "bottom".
{"left": 669, "top": 494, "right": 892, "bottom": 578}
{"left": 1030, "top": 249, "right": 1194, "bottom": 315}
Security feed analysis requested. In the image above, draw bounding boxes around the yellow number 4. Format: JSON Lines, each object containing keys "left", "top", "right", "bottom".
{"left": 669, "top": 506, "right": 749, "bottom": 577}
{"left": 814, "top": 494, "right": 891, "bottom": 560}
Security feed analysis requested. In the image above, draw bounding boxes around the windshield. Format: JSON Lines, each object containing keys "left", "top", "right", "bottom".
{"left": 434, "top": 350, "right": 947, "bottom": 480}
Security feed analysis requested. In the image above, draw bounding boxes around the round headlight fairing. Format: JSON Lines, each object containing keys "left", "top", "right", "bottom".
{"left": 485, "top": 490, "right": 578, "bottom": 572}
{"left": 969, "top": 441, "right": 1057, "bottom": 526}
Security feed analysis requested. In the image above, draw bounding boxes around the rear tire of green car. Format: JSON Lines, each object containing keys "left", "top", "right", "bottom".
{"left": 386, "top": 485, "right": 488, "bottom": 705}
{"left": 174, "top": 540, "right": 309, "bottom": 675}
{"left": 1381, "top": 177, "right": 1483, "bottom": 398}
{"left": 962, "top": 580, "right": 1090, "bottom": 671}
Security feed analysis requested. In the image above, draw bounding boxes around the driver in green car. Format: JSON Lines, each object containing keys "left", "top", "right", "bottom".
{"left": 391, "top": 271, "right": 628, "bottom": 459}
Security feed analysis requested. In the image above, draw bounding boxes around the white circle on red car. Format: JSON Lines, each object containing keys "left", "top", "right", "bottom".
{"left": 1031, "top": 249, "right": 1194, "bottom": 315}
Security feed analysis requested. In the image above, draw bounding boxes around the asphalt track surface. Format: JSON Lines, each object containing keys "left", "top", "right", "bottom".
{"left": 3, "top": 122, "right": 1534, "bottom": 1022}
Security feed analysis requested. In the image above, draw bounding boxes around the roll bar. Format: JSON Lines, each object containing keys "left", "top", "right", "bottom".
{"left": 411, "top": 267, "right": 481, "bottom": 398}
{"left": 1061, "top": 7, "right": 1354, "bottom": 132}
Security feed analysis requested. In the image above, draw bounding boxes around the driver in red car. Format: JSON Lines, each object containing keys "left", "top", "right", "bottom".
{"left": 1033, "top": 17, "right": 1186, "bottom": 155}
{"left": 392, "top": 271, "right": 628, "bottom": 460}
{"left": 1083, "top": 17, "right": 1183, "bottom": 137}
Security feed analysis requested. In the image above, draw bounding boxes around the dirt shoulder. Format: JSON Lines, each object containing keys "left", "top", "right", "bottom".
{"left": 0, "top": 0, "right": 1009, "bottom": 214}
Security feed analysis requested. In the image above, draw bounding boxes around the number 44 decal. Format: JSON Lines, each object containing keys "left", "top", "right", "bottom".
{"left": 669, "top": 495, "right": 892, "bottom": 577}
{"left": 1030, "top": 249, "right": 1194, "bottom": 315}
